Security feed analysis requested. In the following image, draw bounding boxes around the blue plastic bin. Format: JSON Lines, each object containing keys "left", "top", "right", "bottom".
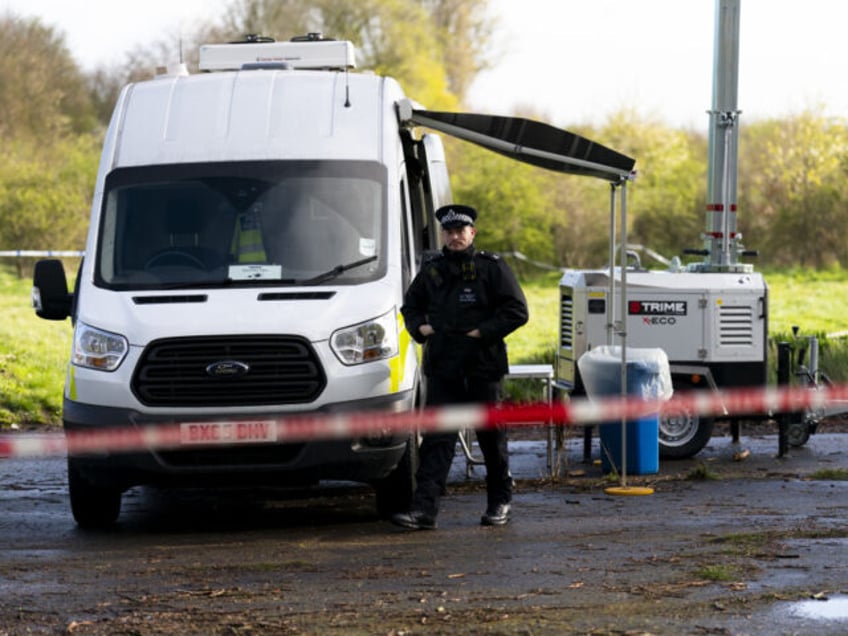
{"left": 598, "top": 416, "right": 659, "bottom": 475}
{"left": 577, "top": 347, "right": 671, "bottom": 476}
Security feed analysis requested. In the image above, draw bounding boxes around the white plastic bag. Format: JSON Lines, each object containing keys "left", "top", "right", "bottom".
{"left": 577, "top": 346, "right": 673, "bottom": 401}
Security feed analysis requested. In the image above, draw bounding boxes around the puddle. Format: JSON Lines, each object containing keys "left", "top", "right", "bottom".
{"left": 789, "top": 595, "right": 848, "bottom": 621}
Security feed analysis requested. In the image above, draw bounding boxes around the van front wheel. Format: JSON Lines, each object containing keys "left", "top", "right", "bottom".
{"left": 67, "top": 459, "right": 122, "bottom": 529}
{"left": 373, "top": 436, "right": 418, "bottom": 519}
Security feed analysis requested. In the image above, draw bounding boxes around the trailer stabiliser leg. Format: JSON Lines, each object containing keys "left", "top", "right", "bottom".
{"left": 777, "top": 341, "right": 791, "bottom": 457}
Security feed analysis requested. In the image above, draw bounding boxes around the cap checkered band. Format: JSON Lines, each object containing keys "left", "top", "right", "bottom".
{"left": 438, "top": 209, "right": 474, "bottom": 226}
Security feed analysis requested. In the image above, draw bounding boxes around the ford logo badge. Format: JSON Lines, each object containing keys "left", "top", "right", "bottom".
{"left": 206, "top": 360, "right": 250, "bottom": 377}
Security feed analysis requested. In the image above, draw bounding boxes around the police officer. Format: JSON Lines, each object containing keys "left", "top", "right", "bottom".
{"left": 392, "top": 204, "right": 529, "bottom": 530}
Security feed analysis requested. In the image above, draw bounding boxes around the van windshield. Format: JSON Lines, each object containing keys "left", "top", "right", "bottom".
{"left": 95, "top": 160, "right": 387, "bottom": 290}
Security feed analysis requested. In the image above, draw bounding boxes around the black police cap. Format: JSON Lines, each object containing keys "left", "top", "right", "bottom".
{"left": 435, "top": 205, "right": 477, "bottom": 229}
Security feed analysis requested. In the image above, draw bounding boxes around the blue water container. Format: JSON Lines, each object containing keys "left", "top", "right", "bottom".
{"left": 599, "top": 416, "right": 659, "bottom": 475}
{"left": 578, "top": 347, "right": 670, "bottom": 476}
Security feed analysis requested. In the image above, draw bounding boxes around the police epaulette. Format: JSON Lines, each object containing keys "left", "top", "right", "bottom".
{"left": 477, "top": 250, "right": 500, "bottom": 261}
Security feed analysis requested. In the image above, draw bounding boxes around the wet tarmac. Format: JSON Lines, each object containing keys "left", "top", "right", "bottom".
{"left": 456, "top": 424, "right": 848, "bottom": 484}
{"left": 0, "top": 428, "right": 845, "bottom": 634}
{"left": 787, "top": 594, "right": 848, "bottom": 620}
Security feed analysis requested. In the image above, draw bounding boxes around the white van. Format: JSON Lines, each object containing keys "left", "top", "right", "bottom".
{"left": 33, "top": 35, "right": 635, "bottom": 529}
{"left": 32, "top": 36, "right": 452, "bottom": 528}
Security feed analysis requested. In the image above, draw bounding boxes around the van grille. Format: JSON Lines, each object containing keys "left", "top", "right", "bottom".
{"left": 132, "top": 336, "right": 326, "bottom": 407}
{"left": 718, "top": 305, "right": 754, "bottom": 346}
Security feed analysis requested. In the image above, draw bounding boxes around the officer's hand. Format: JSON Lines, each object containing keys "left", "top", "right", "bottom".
{"left": 466, "top": 329, "right": 481, "bottom": 338}
{"left": 419, "top": 324, "right": 435, "bottom": 337}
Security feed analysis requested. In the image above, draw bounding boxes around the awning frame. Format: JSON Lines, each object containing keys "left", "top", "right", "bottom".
{"left": 398, "top": 100, "right": 639, "bottom": 484}
{"left": 397, "top": 99, "right": 635, "bottom": 183}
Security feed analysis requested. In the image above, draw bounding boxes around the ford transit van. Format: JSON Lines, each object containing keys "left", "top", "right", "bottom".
{"left": 33, "top": 36, "right": 451, "bottom": 527}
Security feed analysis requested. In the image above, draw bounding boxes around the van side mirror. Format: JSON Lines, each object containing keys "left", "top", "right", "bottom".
{"left": 32, "top": 259, "right": 72, "bottom": 320}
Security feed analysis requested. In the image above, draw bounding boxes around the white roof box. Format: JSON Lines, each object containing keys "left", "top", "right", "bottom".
{"left": 199, "top": 39, "right": 356, "bottom": 71}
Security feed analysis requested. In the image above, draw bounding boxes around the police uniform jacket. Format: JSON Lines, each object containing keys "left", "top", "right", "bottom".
{"left": 401, "top": 245, "right": 529, "bottom": 381}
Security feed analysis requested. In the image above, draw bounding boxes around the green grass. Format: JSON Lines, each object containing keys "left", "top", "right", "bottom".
{"left": 761, "top": 267, "right": 848, "bottom": 383}
{"left": 808, "top": 468, "right": 848, "bottom": 481}
{"left": 505, "top": 270, "right": 562, "bottom": 365}
{"left": 0, "top": 265, "right": 72, "bottom": 427}
{"left": 764, "top": 266, "right": 848, "bottom": 336}
{"left": 686, "top": 463, "right": 722, "bottom": 481}
{"left": 695, "top": 564, "right": 741, "bottom": 582}
{"left": 4, "top": 264, "right": 848, "bottom": 428}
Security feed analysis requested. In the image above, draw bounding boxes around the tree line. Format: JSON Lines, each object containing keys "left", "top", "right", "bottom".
{"left": 1, "top": 1, "right": 846, "bottom": 277}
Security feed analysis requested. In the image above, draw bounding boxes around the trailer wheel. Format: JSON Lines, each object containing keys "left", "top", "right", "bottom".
{"left": 658, "top": 408, "right": 714, "bottom": 459}
{"left": 786, "top": 419, "right": 812, "bottom": 447}
{"left": 67, "top": 459, "right": 122, "bottom": 529}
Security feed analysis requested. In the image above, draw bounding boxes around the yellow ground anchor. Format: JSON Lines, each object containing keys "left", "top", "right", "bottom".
{"left": 601, "top": 426, "right": 655, "bottom": 496}
{"left": 604, "top": 485, "right": 654, "bottom": 496}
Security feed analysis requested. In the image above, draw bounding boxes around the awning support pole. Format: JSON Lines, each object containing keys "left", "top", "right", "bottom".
{"left": 618, "top": 179, "right": 629, "bottom": 488}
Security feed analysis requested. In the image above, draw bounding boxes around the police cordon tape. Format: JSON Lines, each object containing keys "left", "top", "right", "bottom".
{"left": 0, "top": 250, "right": 85, "bottom": 258}
{"left": 1, "top": 383, "right": 846, "bottom": 460}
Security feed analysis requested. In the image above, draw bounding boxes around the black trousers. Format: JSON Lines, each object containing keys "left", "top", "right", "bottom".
{"left": 412, "top": 375, "right": 511, "bottom": 517}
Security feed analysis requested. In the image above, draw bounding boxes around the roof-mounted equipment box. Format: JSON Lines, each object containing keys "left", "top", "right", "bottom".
{"left": 198, "top": 40, "right": 356, "bottom": 71}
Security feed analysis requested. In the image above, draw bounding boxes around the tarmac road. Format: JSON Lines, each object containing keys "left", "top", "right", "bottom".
{"left": 0, "top": 427, "right": 846, "bottom": 635}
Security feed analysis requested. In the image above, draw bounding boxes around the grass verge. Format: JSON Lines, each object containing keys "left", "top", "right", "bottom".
{"left": 0, "top": 266, "right": 72, "bottom": 427}
{"left": 4, "top": 265, "right": 848, "bottom": 427}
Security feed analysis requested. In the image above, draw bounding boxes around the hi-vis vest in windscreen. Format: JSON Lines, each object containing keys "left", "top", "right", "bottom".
{"left": 230, "top": 205, "right": 267, "bottom": 263}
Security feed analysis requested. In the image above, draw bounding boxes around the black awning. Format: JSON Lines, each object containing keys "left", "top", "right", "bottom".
{"left": 401, "top": 105, "right": 635, "bottom": 182}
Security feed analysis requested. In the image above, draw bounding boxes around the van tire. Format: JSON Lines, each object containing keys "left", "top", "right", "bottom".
{"left": 68, "top": 459, "right": 122, "bottom": 529}
{"left": 373, "top": 435, "right": 418, "bottom": 519}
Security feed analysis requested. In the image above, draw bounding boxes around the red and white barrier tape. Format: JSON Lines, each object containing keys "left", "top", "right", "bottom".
{"left": 0, "top": 250, "right": 85, "bottom": 258}
{"left": 1, "top": 383, "right": 846, "bottom": 460}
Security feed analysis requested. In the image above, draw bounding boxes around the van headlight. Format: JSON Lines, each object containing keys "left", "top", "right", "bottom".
{"left": 331, "top": 309, "right": 398, "bottom": 365}
{"left": 72, "top": 322, "right": 129, "bottom": 371}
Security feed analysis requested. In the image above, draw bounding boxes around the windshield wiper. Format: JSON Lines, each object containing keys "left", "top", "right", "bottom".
{"left": 300, "top": 255, "right": 378, "bottom": 285}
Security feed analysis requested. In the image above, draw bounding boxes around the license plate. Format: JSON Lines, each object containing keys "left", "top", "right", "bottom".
{"left": 179, "top": 420, "right": 277, "bottom": 445}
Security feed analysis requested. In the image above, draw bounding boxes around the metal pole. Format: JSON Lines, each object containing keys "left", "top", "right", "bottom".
{"left": 607, "top": 183, "right": 617, "bottom": 346}
{"left": 705, "top": 0, "right": 741, "bottom": 270}
{"left": 604, "top": 175, "right": 651, "bottom": 497}
{"left": 808, "top": 336, "right": 819, "bottom": 385}
{"left": 777, "top": 341, "right": 791, "bottom": 457}
{"left": 619, "top": 180, "right": 628, "bottom": 487}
